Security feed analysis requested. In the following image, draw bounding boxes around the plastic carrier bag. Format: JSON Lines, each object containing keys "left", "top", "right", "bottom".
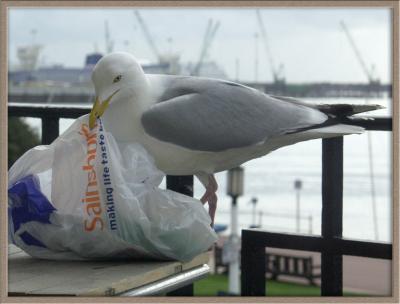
{"left": 8, "top": 115, "right": 217, "bottom": 261}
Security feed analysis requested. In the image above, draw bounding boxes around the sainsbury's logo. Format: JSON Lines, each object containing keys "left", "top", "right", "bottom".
{"left": 79, "top": 122, "right": 104, "bottom": 232}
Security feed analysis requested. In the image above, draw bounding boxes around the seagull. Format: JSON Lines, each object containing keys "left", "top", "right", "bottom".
{"left": 89, "top": 52, "right": 382, "bottom": 226}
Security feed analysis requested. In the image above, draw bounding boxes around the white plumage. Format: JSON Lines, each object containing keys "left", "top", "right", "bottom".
{"left": 90, "top": 52, "right": 382, "bottom": 225}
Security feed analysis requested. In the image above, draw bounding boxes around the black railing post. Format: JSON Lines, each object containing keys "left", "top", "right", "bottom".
{"left": 166, "top": 175, "right": 193, "bottom": 197}
{"left": 166, "top": 175, "right": 194, "bottom": 296}
{"left": 241, "top": 230, "right": 266, "bottom": 296}
{"left": 321, "top": 137, "right": 343, "bottom": 296}
{"left": 41, "top": 117, "right": 59, "bottom": 145}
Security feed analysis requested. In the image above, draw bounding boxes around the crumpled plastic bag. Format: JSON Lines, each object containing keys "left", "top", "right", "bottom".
{"left": 8, "top": 115, "right": 217, "bottom": 261}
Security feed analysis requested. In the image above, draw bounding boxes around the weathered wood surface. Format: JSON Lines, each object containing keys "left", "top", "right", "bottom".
{"left": 8, "top": 245, "right": 209, "bottom": 296}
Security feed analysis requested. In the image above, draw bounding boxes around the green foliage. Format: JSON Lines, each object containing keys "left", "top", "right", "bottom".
{"left": 194, "top": 274, "right": 321, "bottom": 296}
{"left": 195, "top": 274, "right": 229, "bottom": 296}
{"left": 194, "top": 274, "right": 367, "bottom": 296}
{"left": 8, "top": 117, "right": 40, "bottom": 168}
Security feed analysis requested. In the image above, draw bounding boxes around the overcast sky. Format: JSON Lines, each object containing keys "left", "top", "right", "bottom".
{"left": 8, "top": 7, "right": 391, "bottom": 83}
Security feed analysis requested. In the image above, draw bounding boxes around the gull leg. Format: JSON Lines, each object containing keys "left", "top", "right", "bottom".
{"left": 208, "top": 193, "right": 218, "bottom": 227}
{"left": 199, "top": 174, "right": 218, "bottom": 227}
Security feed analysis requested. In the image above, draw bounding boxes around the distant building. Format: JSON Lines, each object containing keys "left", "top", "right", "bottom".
{"left": 8, "top": 51, "right": 228, "bottom": 103}
{"left": 9, "top": 52, "right": 227, "bottom": 86}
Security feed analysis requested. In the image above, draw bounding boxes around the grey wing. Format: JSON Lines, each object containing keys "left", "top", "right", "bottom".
{"left": 141, "top": 77, "right": 328, "bottom": 152}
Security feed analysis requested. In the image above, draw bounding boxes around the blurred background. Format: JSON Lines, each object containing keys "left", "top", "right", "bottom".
{"left": 8, "top": 7, "right": 392, "bottom": 296}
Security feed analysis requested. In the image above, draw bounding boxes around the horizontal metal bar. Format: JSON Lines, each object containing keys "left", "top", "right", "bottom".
{"left": 345, "top": 117, "right": 392, "bottom": 131}
{"left": 242, "top": 230, "right": 324, "bottom": 252}
{"left": 8, "top": 102, "right": 91, "bottom": 119}
{"left": 119, "top": 264, "right": 210, "bottom": 296}
{"left": 8, "top": 103, "right": 392, "bottom": 131}
{"left": 332, "top": 238, "right": 392, "bottom": 259}
{"left": 218, "top": 209, "right": 311, "bottom": 220}
{"left": 241, "top": 230, "right": 392, "bottom": 260}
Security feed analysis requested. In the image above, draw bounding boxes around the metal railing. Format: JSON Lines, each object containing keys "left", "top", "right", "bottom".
{"left": 9, "top": 103, "right": 393, "bottom": 297}
{"left": 241, "top": 117, "right": 393, "bottom": 296}
{"left": 216, "top": 209, "right": 315, "bottom": 234}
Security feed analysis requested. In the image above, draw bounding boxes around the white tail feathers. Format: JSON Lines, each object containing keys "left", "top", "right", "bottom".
{"left": 310, "top": 124, "right": 364, "bottom": 136}
{"left": 277, "top": 124, "right": 365, "bottom": 148}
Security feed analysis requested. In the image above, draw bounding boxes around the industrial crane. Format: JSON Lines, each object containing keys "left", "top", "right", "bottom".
{"left": 134, "top": 11, "right": 161, "bottom": 62}
{"left": 256, "top": 10, "right": 285, "bottom": 84}
{"left": 340, "top": 20, "right": 380, "bottom": 241}
{"left": 340, "top": 20, "right": 379, "bottom": 84}
{"left": 104, "top": 20, "right": 114, "bottom": 54}
{"left": 134, "top": 11, "right": 181, "bottom": 74}
{"left": 191, "top": 19, "right": 220, "bottom": 76}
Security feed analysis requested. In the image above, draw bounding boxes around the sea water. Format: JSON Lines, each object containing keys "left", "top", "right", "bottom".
{"left": 22, "top": 96, "right": 392, "bottom": 243}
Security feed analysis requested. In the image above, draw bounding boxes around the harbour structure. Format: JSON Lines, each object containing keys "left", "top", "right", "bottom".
{"left": 8, "top": 49, "right": 228, "bottom": 104}
{"left": 9, "top": 18, "right": 227, "bottom": 103}
{"left": 8, "top": 19, "right": 391, "bottom": 104}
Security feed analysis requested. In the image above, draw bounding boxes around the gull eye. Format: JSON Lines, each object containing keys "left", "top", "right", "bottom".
{"left": 113, "top": 75, "right": 122, "bottom": 83}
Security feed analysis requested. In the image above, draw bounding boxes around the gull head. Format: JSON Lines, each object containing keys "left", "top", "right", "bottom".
{"left": 89, "top": 52, "right": 147, "bottom": 129}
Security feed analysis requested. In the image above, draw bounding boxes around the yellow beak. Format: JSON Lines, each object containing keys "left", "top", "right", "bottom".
{"left": 89, "top": 89, "right": 119, "bottom": 129}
